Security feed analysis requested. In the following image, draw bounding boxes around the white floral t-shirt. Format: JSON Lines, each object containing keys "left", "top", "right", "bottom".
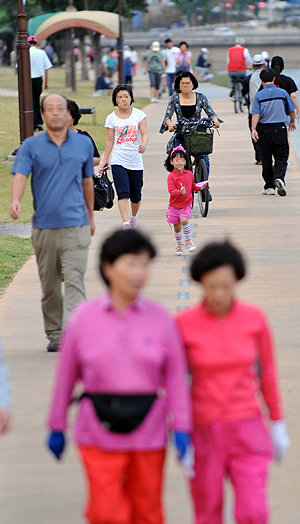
{"left": 105, "top": 107, "right": 147, "bottom": 170}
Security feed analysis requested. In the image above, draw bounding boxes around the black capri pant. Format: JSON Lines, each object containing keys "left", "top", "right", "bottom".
{"left": 111, "top": 165, "right": 143, "bottom": 203}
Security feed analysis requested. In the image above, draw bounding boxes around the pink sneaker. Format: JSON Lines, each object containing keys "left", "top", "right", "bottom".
{"left": 185, "top": 240, "right": 196, "bottom": 252}
{"left": 175, "top": 245, "right": 184, "bottom": 256}
{"left": 123, "top": 222, "right": 130, "bottom": 230}
{"left": 129, "top": 213, "right": 137, "bottom": 229}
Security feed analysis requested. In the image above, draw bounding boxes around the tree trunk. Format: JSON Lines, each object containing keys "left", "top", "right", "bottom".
{"left": 93, "top": 32, "right": 101, "bottom": 83}
{"left": 65, "top": 29, "right": 76, "bottom": 91}
{"left": 79, "top": 34, "right": 88, "bottom": 81}
{"left": 65, "top": 29, "right": 72, "bottom": 88}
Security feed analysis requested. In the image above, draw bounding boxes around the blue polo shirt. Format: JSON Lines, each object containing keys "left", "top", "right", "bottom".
{"left": 251, "top": 83, "right": 295, "bottom": 124}
{"left": 11, "top": 130, "right": 94, "bottom": 229}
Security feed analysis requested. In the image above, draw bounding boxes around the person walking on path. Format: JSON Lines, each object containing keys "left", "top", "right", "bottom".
{"left": 100, "top": 85, "right": 148, "bottom": 230}
{"left": 27, "top": 36, "right": 53, "bottom": 131}
{"left": 165, "top": 145, "right": 207, "bottom": 256}
{"left": 0, "top": 341, "right": 11, "bottom": 435}
{"left": 144, "top": 41, "right": 165, "bottom": 102}
{"left": 10, "top": 94, "right": 95, "bottom": 353}
{"left": 251, "top": 68, "right": 296, "bottom": 197}
{"left": 175, "top": 41, "right": 192, "bottom": 74}
{"left": 47, "top": 229, "right": 192, "bottom": 524}
{"left": 227, "top": 37, "right": 252, "bottom": 97}
{"left": 163, "top": 38, "right": 179, "bottom": 96}
{"left": 270, "top": 55, "right": 299, "bottom": 117}
{"left": 176, "top": 239, "right": 290, "bottom": 524}
{"left": 242, "top": 54, "right": 265, "bottom": 165}
{"left": 67, "top": 99, "right": 100, "bottom": 166}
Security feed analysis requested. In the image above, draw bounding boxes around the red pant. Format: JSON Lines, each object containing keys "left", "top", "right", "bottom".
{"left": 191, "top": 417, "right": 273, "bottom": 524}
{"left": 78, "top": 445, "right": 165, "bottom": 524}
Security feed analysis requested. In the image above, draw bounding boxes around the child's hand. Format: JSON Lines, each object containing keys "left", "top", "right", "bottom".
{"left": 180, "top": 185, "right": 186, "bottom": 195}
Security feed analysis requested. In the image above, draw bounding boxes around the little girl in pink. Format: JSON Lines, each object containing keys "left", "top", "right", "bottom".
{"left": 165, "top": 145, "right": 207, "bottom": 256}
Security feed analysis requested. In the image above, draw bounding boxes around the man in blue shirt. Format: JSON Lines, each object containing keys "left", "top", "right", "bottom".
{"left": 10, "top": 94, "right": 95, "bottom": 352}
{"left": 251, "top": 67, "right": 296, "bottom": 196}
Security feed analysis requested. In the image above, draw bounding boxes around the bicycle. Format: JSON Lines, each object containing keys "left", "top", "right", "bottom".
{"left": 174, "top": 118, "right": 222, "bottom": 217}
{"left": 231, "top": 74, "right": 245, "bottom": 113}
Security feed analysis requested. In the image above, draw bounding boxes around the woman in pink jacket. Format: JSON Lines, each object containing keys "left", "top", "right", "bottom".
{"left": 47, "top": 229, "right": 191, "bottom": 524}
{"left": 176, "top": 239, "right": 290, "bottom": 524}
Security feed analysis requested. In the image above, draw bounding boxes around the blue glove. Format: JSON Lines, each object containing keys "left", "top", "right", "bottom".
{"left": 174, "top": 431, "right": 190, "bottom": 460}
{"left": 47, "top": 431, "right": 66, "bottom": 460}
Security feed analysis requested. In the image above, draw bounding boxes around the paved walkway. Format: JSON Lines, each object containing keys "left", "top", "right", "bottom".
{"left": 1, "top": 77, "right": 300, "bottom": 523}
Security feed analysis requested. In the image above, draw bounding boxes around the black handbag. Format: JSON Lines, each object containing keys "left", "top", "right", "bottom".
{"left": 79, "top": 392, "right": 157, "bottom": 433}
{"left": 93, "top": 171, "right": 114, "bottom": 211}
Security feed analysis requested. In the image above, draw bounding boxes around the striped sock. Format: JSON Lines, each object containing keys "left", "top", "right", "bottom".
{"left": 183, "top": 223, "right": 192, "bottom": 242}
{"left": 174, "top": 230, "right": 183, "bottom": 246}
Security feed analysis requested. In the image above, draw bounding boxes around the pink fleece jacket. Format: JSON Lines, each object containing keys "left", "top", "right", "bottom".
{"left": 48, "top": 293, "right": 192, "bottom": 450}
{"left": 176, "top": 300, "right": 283, "bottom": 426}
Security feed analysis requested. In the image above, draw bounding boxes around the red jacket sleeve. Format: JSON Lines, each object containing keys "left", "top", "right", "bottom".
{"left": 256, "top": 312, "right": 283, "bottom": 421}
{"left": 167, "top": 173, "right": 181, "bottom": 196}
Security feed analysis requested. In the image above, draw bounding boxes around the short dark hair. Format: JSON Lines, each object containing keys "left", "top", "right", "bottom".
{"left": 67, "top": 99, "right": 81, "bottom": 126}
{"left": 99, "top": 229, "right": 156, "bottom": 286}
{"left": 165, "top": 38, "right": 172, "bottom": 43}
{"left": 40, "top": 93, "right": 68, "bottom": 113}
{"left": 174, "top": 71, "right": 198, "bottom": 92}
{"left": 164, "top": 149, "right": 189, "bottom": 172}
{"left": 260, "top": 68, "right": 275, "bottom": 83}
{"left": 179, "top": 41, "right": 189, "bottom": 48}
{"left": 112, "top": 84, "right": 134, "bottom": 106}
{"left": 190, "top": 240, "right": 246, "bottom": 282}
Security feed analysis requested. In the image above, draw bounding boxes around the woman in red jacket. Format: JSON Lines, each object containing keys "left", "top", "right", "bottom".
{"left": 176, "top": 240, "right": 290, "bottom": 524}
{"left": 165, "top": 145, "right": 208, "bottom": 256}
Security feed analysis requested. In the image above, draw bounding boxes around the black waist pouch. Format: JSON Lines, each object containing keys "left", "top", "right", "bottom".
{"left": 79, "top": 392, "right": 157, "bottom": 433}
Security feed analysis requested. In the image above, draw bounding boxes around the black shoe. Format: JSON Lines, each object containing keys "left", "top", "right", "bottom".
{"left": 229, "top": 90, "right": 234, "bottom": 97}
{"left": 255, "top": 160, "right": 262, "bottom": 165}
{"left": 47, "top": 341, "right": 59, "bottom": 352}
{"left": 275, "top": 178, "right": 286, "bottom": 197}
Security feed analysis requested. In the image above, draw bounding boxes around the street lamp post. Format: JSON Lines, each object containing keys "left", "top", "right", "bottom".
{"left": 118, "top": 0, "right": 123, "bottom": 84}
{"left": 14, "top": 0, "right": 34, "bottom": 153}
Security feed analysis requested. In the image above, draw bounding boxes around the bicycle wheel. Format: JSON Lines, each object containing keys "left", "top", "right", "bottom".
{"left": 194, "top": 158, "right": 209, "bottom": 217}
{"left": 233, "top": 82, "right": 239, "bottom": 113}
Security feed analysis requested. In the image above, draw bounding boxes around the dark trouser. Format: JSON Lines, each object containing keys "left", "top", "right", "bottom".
{"left": 167, "top": 73, "right": 175, "bottom": 96}
{"left": 32, "top": 77, "right": 43, "bottom": 128}
{"left": 248, "top": 114, "right": 261, "bottom": 162}
{"left": 257, "top": 122, "right": 288, "bottom": 189}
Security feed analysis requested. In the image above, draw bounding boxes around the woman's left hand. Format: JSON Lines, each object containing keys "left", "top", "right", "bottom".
{"left": 212, "top": 117, "right": 220, "bottom": 129}
{"left": 270, "top": 420, "right": 291, "bottom": 462}
{"left": 138, "top": 143, "right": 147, "bottom": 154}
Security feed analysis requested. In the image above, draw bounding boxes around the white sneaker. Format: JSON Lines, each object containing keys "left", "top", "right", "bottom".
{"left": 123, "top": 221, "right": 130, "bottom": 230}
{"left": 275, "top": 178, "right": 286, "bottom": 197}
{"left": 185, "top": 240, "right": 196, "bottom": 252}
{"left": 150, "top": 97, "right": 156, "bottom": 102}
{"left": 175, "top": 245, "right": 184, "bottom": 256}
{"left": 262, "top": 188, "right": 275, "bottom": 195}
{"left": 129, "top": 213, "right": 137, "bottom": 229}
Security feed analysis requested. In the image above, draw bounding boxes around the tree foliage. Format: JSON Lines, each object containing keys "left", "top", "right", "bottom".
{"left": 0, "top": 0, "right": 148, "bottom": 29}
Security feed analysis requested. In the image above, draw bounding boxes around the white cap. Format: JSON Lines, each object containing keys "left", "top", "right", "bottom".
{"left": 252, "top": 54, "right": 265, "bottom": 66}
{"left": 151, "top": 41, "right": 160, "bottom": 51}
{"left": 261, "top": 51, "right": 269, "bottom": 59}
{"left": 201, "top": 47, "right": 209, "bottom": 53}
{"left": 235, "top": 37, "right": 245, "bottom": 45}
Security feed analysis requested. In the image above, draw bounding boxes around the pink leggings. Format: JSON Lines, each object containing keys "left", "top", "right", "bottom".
{"left": 191, "top": 417, "right": 273, "bottom": 524}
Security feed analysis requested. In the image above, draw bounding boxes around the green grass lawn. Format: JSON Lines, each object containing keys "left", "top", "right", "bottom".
{"left": 0, "top": 235, "right": 34, "bottom": 296}
{"left": 0, "top": 66, "right": 148, "bottom": 294}
{"left": 210, "top": 72, "right": 231, "bottom": 89}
